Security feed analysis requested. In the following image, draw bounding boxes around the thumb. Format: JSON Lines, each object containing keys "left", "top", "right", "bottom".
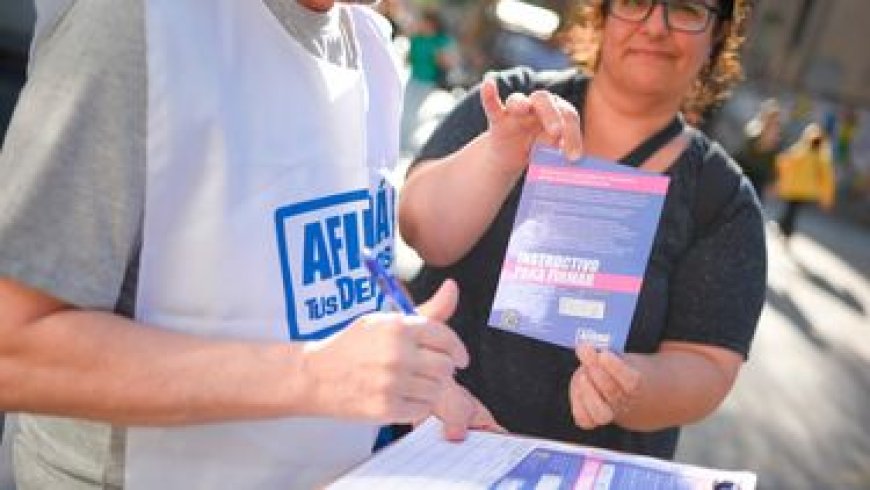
{"left": 416, "top": 278, "right": 459, "bottom": 323}
{"left": 575, "top": 343, "right": 597, "bottom": 366}
{"left": 480, "top": 78, "right": 506, "bottom": 127}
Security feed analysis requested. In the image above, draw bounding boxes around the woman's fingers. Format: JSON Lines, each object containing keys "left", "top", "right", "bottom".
{"left": 570, "top": 369, "right": 615, "bottom": 429}
{"left": 480, "top": 83, "right": 584, "bottom": 163}
{"left": 528, "top": 90, "right": 564, "bottom": 140}
{"left": 480, "top": 78, "right": 507, "bottom": 125}
{"left": 576, "top": 344, "right": 635, "bottom": 417}
{"left": 525, "top": 90, "right": 584, "bottom": 155}
{"left": 585, "top": 361, "right": 626, "bottom": 411}
{"left": 557, "top": 97, "right": 584, "bottom": 159}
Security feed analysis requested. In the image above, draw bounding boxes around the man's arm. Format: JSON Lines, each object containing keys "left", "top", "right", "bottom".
{"left": 0, "top": 278, "right": 468, "bottom": 426}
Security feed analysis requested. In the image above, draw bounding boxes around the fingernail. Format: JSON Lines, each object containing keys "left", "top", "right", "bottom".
{"left": 401, "top": 315, "right": 427, "bottom": 327}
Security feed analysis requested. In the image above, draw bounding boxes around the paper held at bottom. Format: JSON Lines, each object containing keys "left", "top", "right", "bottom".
{"left": 328, "top": 417, "right": 757, "bottom": 490}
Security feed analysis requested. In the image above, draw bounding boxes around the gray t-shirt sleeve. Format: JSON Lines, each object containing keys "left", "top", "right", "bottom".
{"left": 0, "top": 0, "right": 145, "bottom": 310}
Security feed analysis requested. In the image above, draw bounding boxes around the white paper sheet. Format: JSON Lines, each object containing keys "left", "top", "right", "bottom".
{"left": 328, "top": 418, "right": 757, "bottom": 490}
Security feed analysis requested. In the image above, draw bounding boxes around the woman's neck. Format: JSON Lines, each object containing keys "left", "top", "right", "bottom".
{"left": 583, "top": 76, "right": 684, "bottom": 161}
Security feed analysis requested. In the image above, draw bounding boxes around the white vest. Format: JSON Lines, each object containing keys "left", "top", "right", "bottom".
{"left": 128, "top": 1, "right": 403, "bottom": 488}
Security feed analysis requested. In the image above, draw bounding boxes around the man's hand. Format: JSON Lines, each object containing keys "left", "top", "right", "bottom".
{"left": 300, "top": 280, "right": 468, "bottom": 424}
{"left": 430, "top": 380, "right": 503, "bottom": 442}
{"left": 569, "top": 344, "right": 641, "bottom": 430}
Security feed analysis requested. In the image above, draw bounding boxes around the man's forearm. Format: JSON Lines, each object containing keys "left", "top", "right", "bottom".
{"left": 1, "top": 308, "right": 311, "bottom": 425}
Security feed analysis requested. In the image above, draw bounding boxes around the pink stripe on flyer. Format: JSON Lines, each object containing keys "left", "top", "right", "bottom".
{"left": 574, "top": 458, "right": 602, "bottom": 490}
{"left": 527, "top": 164, "right": 670, "bottom": 195}
{"left": 592, "top": 273, "right": 643, "bottom": 293}
{"left": 503, "top": 261, "right": 642, "bottom": 293}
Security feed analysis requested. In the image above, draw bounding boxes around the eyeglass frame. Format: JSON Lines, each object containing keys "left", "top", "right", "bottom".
{"left": 604, "top": 0, "right": 724, "bottom": 34}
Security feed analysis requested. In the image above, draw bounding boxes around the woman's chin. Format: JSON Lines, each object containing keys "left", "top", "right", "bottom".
{"left": 622, "top": 73, "right": 687, "bottom": 100}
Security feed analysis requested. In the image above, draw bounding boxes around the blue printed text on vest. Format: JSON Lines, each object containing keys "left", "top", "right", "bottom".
{"left": 275, "top": 182, "right": 395, "bottom": 339}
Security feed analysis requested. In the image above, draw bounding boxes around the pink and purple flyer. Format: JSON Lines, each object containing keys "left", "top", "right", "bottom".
{"left": 488, "top": 145, "right": 670, "bottom": 352}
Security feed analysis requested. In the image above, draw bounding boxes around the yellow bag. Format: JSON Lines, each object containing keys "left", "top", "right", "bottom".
{"left": 775, "top": 147, "right": 834, "bottom": 208}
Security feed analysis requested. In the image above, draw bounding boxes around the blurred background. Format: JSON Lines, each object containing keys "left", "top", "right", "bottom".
{"left": 1, "top": 1, "right": 868, "bottom": 489}
{"left": 0, "top": 0, "right": 30, "bottom": 144}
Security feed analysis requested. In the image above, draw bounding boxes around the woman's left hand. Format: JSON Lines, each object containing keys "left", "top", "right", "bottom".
{"left": 480, "top": 78, "right": 584, "bottom": 177}
{"left": 569, "top": 344, "right": 641, "bottom": 430}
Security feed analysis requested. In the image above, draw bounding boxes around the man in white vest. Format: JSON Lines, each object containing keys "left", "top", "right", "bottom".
{"left": 0, "top": 0, "right": 505, "bottom": 488}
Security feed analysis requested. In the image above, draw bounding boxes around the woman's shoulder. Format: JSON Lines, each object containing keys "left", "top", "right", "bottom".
{"left": 680, "top": 129, "right": 758, "bottom": 231}
{"left": 683, "top": 129, "right": 744, "bottom": 180}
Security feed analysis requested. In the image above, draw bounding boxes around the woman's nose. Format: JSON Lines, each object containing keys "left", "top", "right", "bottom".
{"left": 642, "top": 3, "right": 670, "bottom": 36}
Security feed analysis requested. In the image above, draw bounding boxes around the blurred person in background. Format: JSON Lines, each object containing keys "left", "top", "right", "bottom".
{"left": 834, "top": 107, "right": 859, "bottom": 195}
{"left": 735, "top": 98, "right": 782, "bottom": 203}
{"left": 784, "top": 93, "right": 815, "bottom": 144}
{"left": 401, "top": 7, "right": 459, "bottom": 153}
{"left": 400, "top": 0, "right": 765, "bottom": 460}
{"left": 376, "top": 0, "right": 410, "bottom": 39}
{"left": 775, "top": 122, "right": 836, "bottom": 243}
{"left": 408, "top": 8, "right": 458, "bottom": 91}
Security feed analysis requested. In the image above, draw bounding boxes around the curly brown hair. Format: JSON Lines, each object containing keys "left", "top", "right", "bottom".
{"left": 562, "top": 0, "right": 750, "bottom": 113}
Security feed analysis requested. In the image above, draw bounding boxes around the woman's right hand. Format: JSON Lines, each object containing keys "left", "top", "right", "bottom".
{"left": 479, "top": 78, "right": 584, "bottom": 178}
{"left": 569, "top": 344, "right": 641, "bottom": 430}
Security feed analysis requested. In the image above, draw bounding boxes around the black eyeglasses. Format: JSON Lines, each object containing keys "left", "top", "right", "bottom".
{"left": 607, "top": 0, "right": 722, "bottom": 34}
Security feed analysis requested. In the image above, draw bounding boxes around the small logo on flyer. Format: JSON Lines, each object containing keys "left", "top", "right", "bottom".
{"left": 499, "top": 310, "right": 521, "bottom": 330}
{"left": 574, "top": 327, "right": 611, "bottom": 349}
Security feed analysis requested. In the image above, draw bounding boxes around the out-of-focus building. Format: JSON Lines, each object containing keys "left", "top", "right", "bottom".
{"left": 736, "top": 0, "right": 870, "bottom": 225}
{"left": 743, "top": 0, "right": 870, "bottom": 106}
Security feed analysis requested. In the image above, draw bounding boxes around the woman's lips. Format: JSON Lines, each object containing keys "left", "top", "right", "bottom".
{"left": 628, "top": 47, "right": 675, "bottom": 58}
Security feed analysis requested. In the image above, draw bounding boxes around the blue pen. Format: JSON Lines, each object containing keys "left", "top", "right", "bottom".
{"left": 362, "top": 249, "right": 417, "bottom": 315}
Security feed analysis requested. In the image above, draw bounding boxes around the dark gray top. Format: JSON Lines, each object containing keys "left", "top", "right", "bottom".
{"left": 407, "top": 67, "right": 767, "bottom": 459}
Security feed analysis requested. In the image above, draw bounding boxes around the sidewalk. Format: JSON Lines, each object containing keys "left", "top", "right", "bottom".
{"left": 765, "top": 198, "right": 870, "bottom": 277}
{"left": 678, "top": 203, "right": 870, "bottom": 489}
{"left": 834, "top": 191, "right": 870, "bottom": 229}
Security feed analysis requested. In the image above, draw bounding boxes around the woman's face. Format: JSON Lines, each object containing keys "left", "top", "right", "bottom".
{"left": 597, "top": 1, "right": 719, "bottom": 102}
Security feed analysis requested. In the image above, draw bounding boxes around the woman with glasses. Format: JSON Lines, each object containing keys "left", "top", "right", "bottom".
{"left": 399, "top": 0, "right": 765, "bottom": 459}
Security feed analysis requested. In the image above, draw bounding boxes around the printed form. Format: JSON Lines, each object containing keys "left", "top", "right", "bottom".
{"left": 328, "top": 418, "right": 757, "bottom": 490}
